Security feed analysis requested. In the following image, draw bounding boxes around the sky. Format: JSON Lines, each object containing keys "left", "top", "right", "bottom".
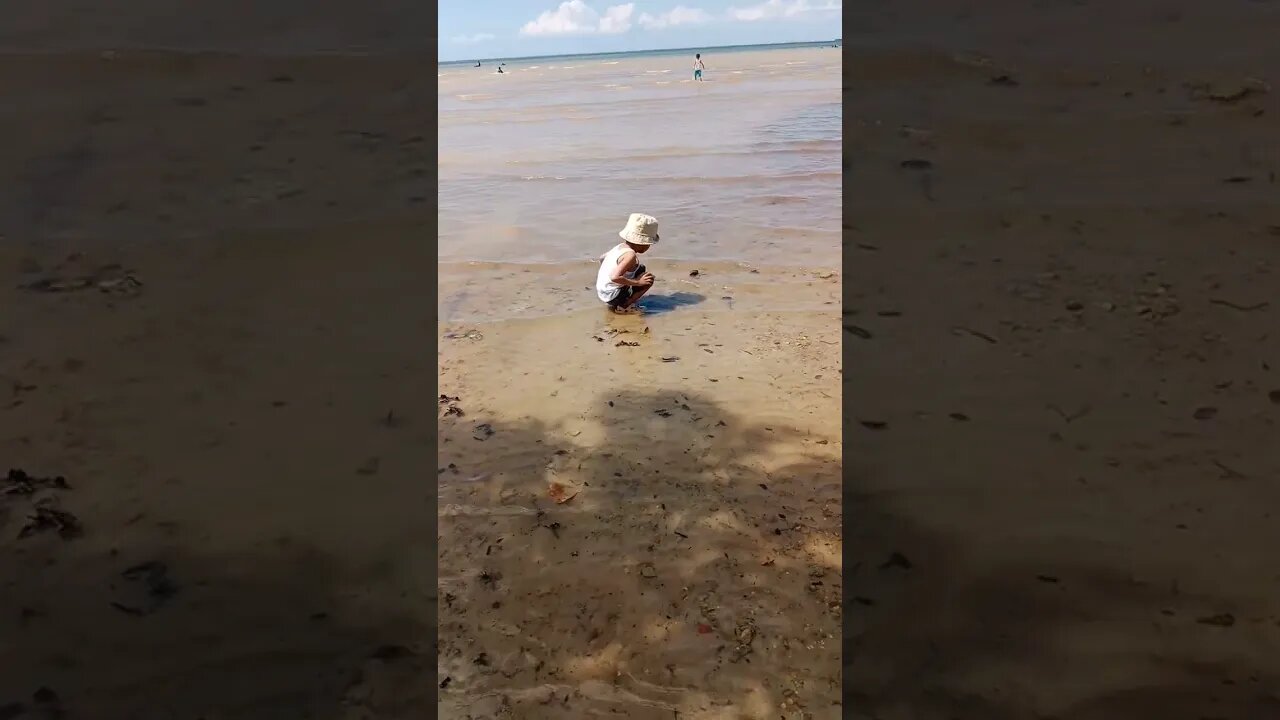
{"left": 439, "top": 0, "right": 842, "bottom": 61}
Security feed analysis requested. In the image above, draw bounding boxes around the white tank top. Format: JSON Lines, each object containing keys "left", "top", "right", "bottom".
{"left": 596, "top": 244, "right": 638, "bottom": 302}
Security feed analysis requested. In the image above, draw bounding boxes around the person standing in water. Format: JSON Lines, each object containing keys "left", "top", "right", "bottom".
{"left": 693, "top": 53, "right": 705, "bottom": 81}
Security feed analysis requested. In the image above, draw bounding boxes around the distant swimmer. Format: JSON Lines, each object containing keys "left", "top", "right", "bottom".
{"left": 693, "top": 53, "right": 705, "bottom": 81}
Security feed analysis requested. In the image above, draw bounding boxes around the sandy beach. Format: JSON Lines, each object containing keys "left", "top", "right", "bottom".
{"left": 1, "top": 0, "right": 1278, "bottom": 717}
{"left": 844, "top": 2, "right": 1280, "bottom": 717}
{"left": 0, "top": 49, "right": 439, "bottom": 718}
{"left": 437, "top": 304, "right": 841, "bottom": 717}
{"left": 0, "top": 38, "right": 843, "bottom": 720}
{"left": 437, "top": 44, "right": 843, "bottom": 717}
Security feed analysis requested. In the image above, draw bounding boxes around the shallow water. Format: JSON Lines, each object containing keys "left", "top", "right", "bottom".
{"left": 437, "top": 47, "right": 842, "bottom": 300}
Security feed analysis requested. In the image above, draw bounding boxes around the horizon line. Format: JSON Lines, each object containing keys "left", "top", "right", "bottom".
{"left": 438, "top": 38, "right": 841, "bottom": 65}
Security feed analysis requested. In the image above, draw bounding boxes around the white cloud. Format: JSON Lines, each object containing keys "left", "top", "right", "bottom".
{"left": 598, "top": 3, "right": 636, "bottom": 33}
{"left": 519, "top": 0, "right": 636, "bottom": 36}
{"left": 726, "top": 0, "right": 839, "bottom": 22}
{"left": 450, "top": 32, "right": 496, "bottom": 44}
{"left": 638, "top": 5, "right": 712, "bottom": 29}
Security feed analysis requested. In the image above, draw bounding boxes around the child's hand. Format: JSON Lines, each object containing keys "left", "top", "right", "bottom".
{"left": 640, "top": 273, "right": 656, "bottom": 286}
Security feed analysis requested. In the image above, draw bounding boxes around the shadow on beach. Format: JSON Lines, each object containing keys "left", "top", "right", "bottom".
{"left": 0, "top": 521, "right": 435, "bottom": 718}
{"left": 0, "top": 231, "right": 438, "bottom": 719}
{"left": 842, "top": 473, "right": 1280, "bottom": 719}
{"left": 441, "top": 379, "right": 1280, "bottom": 718}
{"left": 637, "top": 291, "right": 707, "bottom": 315}
{"left": 438, "top": 388, "right": 841, "bottom": 717}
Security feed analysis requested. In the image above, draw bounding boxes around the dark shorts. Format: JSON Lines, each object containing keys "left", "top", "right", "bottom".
{"left": 605, "top": 264, "right": 645, "bottom": 307}
{"left": 606, "top": 286, "right": 635, "bottom": 308}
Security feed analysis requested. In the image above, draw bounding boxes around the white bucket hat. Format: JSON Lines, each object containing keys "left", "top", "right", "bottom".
{"left": 618, "top": 213, "right": 660, "bottom": 245}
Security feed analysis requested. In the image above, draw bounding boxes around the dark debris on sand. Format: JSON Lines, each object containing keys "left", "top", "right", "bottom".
{"left": 20, "top": 265, "right": 143, "bottom": 297}
{"left": 0, "top": 686, "right": 62, "bottom": 720}
{"left": 110, "top": 561, "right": 179, "bottom": 616}
{"left": 3, "top": 469, "right": 70, "bottom": 495}
{"left": 5, "top": 469, "right": 81, "bottom": 540}
{"left": 19, "top": 506, "right": 83, "bottom": 540}
{"left": 1196, "top": 613, "right": 1236, "bottom": 628}
{"left": 439, "top": 394, "right": 464, "bottom": 418}
{"left": 1186, "top": 78, "right": 1269, "bottom": 104}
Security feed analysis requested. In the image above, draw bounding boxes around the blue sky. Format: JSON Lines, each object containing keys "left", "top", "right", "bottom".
{"left": 439, "top": 0, "right": 841, "bottom": 61}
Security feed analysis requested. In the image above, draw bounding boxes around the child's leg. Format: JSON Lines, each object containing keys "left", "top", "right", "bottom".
{"left": 606, "top": 286, "right": 635, "bottom": 309}
{"left": 620, "top": 284, "right": 651, "bottom": 307}
{"left": 618, "top": 264, "right": 651, "bottom": 307}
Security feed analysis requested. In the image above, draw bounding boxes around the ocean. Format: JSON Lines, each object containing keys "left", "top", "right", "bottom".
{"left": 437, "top": 40, "right": 840, "bottom": 67}
{"left": 437, "top": 42, "right": 842, "bottom": 323}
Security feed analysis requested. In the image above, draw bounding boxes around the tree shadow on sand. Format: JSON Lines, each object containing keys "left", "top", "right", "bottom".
{"left": 0, "top": 532, "right": 434, "bottom": 719}
{"left": 437, "top": 389, "right": 841, "bottom": 718}
{"left": 842, "top": 456, "right": 1280, "bottom": 719}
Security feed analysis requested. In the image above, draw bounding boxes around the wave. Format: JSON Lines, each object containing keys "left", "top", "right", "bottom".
{"left": 500, "top": 140, "right": 839, "bottom": 165}
{"left": 752, "top": 195, "right": 810, "bottom": 205}
{"left": 444, "top": 86, "right": 840, "bottom": 119}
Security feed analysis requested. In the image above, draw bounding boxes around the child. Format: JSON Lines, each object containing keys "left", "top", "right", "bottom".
{"left": 693, "top": 53, "right": 705, "bottom": 81}
{"left": 596, "top": 213, "right": 659, "bottom": 312}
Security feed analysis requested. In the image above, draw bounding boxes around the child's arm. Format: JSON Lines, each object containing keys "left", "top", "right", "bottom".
{"left": 609, "top": 250, "right": 650, "bottom": 286}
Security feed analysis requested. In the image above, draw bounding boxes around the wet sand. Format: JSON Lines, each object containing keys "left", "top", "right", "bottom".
{"left": 437, "top": 44, "right": 841, "bottom": 321}
{"left": 438, "top": 292, "right": 841, "bottom": 717}
{"left": 435, "top": 43, "right": 844, "bottom": 718}
{"left": 845, "top": 3, "right": 1280, "bottom": 717}
{"left": 0, "top": 51, "right": 437, "bottom": 718}
{"left": 2, "top": 1, "right": 1278, "bottom": 718}
{"left": 0, "top": 44, "right": 843, "bottom": 718}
